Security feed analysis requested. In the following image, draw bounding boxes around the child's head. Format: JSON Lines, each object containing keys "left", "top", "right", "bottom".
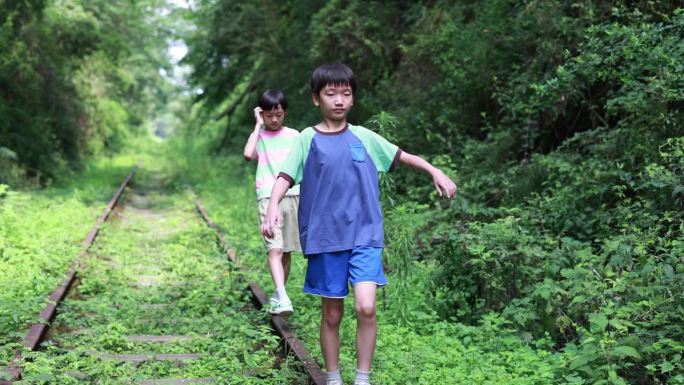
{"left": 311, "top": 63, "right": 357, "bottom": 96}
{"left": 257, "top": 90, "right": 287, "bottom": 131}
{"left": 310, "top": 63, "right": 356, "bottom": 122}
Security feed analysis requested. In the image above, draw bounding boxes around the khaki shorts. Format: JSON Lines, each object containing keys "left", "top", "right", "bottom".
{"left": 258, "top": 195, "right": 301, "bottom": 252}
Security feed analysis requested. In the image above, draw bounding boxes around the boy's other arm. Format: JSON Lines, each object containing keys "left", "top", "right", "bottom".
{"left": 398, "top": 151, "right": 458, "bottom": 199}
{"left": 243, "top": 107, "right": 263, "bottom": 161}
{"left": 260, "top": 177, "right": 290, "bottom": 238}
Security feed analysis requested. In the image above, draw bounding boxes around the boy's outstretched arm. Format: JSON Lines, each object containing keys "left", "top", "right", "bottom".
{"left": 398, "top": 151, "right": 458, "bottom": 199}
{"left": 260, "top": 177, "right": 290, "bottom": 238}
{"left": 243, "top": 107, "right": 263, "bottom": 161}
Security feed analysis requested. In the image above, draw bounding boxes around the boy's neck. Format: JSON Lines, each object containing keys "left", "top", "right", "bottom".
{"left": 317, "top": 119, "right": 347, "bottom": 133}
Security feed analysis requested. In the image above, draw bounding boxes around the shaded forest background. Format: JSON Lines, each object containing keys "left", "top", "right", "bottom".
{"left": 0, "top": 0, "right": 173, "bottom": 183}
{"left": 2, "top": 1, "right": 683, "bottom": 384}
{"left": 182, "top": 2, "right": 683, "bottom": 382}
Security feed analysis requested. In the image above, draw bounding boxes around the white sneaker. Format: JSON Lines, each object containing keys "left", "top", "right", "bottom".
{"left": 268, "top": 298, "right": 293, "bottom": 316}
{"left": 327, "top": 379, "right": 343, "bottom": 385}
{"left": 354, "top": 381, "right": 370, "bottom": 385}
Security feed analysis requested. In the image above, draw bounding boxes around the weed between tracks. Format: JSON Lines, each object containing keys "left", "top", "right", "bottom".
{"left": 17, "top": 167, "right": 307, "bottom": 384}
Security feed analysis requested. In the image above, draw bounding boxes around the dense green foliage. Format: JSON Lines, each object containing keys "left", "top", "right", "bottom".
{"left": 182, "top": 1, "right": 684, "bottom": 384}
{"left": 0, "top": 0, "right": 172, "bottom": 184}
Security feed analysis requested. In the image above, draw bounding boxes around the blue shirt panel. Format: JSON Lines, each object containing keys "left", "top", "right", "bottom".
{"left": 298, "top": 128, "right": 384, "bottom": 255}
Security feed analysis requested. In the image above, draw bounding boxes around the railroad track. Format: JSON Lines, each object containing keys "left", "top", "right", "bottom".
{"left": 1, "top": 167, "right": 325, "bottom": 385}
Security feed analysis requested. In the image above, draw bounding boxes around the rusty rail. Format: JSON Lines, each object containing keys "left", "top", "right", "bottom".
{"left": 1, "top": 168, "right": 136, "bottom": 384}
{"left": 191, "top": 192, "right": 327, "bottom": 385}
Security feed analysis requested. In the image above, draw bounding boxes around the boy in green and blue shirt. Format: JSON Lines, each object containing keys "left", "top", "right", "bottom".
{"left": 262, "top": 63, "right": 457, "bottom": 385}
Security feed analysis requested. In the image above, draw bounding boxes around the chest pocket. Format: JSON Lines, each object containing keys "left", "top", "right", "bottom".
{"left": 350, "top": 144, "right": 366, "bottom": 162}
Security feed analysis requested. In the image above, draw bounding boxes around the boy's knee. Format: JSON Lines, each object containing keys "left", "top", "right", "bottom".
{"left": 355, "top": 302, "right": 376, "bottom": 319}
{"left": 323, "top": 307, "right": 343, "bottom": 326}
{"left": 268, "top": 249, "right": 283, "bottom": 260}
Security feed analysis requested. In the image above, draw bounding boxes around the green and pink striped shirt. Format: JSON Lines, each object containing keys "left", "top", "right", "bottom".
{"left": 255, "top": 127, "right": 300, "bottom": 199}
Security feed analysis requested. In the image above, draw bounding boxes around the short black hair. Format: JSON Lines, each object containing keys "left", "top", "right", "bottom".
{"left": 310, "top": 63, "right": 356, "bottom": 95}
{"left": 258, "top": 90, "right": 288, "bottom": 111}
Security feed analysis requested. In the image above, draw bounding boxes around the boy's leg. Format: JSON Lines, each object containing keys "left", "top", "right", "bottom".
{"left": 321, "top": 297, "right": 344, "bottom": 372}
{"left": 279, "top": 195, "right": 300, "bottom": 285}
{"left": 259, "top": 197, "right": 294, "bottom": 315}
{"left": 348, "top": 246, "right": 386, "bottom": 382}
{"left": 304, "top": 250, "right": 350, "bottom": 379}
{"left": 267, "top": 248, "right": 292, "bottom": 315}
{"left": 353, "top": 283, "right": 377, "bottom": 372}
{"left": 267, "top": 248, "right": 287, "bottom": 289}
{"left": 282, "top": 251, "right": 291, "bottom": 283}
{"left": 260, "top": 198, "right": 288, "bottom": 296}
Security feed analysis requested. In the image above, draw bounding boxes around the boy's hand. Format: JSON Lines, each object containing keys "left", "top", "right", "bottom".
{"left": 432, "top": 170, "right": 458, "bottom": 199}
{"left": 397, "top": 151, "right": 458, "bottom": 200}
{"left": 254, "top": 107, "right": 264, "bottom": 128}
{"left": 260, "top": 205, "right": 282, "bottom": 239}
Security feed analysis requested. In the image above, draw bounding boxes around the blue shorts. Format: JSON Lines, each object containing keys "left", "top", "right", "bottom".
{"left": 303, "top": 247, "right": 387, "bottom": 298}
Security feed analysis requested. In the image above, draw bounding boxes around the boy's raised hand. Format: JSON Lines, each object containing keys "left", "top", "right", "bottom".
{"left": 260, "top": 205, "right": 282, "bottom": 239}
{"left": 254, "top": 106, "right": 264, "bottom": 128}
{"left": 432, "top": 169, "right": 458, "bottom": 199}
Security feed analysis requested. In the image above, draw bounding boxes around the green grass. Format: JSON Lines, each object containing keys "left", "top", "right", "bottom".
{"left": 18, "top": 157, "right": 307, "bottom": 384}
{"left": 0, "top": 155, "right": 138, "bottom": 364}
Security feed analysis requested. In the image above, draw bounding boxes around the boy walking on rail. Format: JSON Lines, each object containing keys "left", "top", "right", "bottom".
{"left": 243, "top": 89, "right": 301, "bottom": 316}
{"left": 261, "top": 63, "right": 457, "bottom": 385}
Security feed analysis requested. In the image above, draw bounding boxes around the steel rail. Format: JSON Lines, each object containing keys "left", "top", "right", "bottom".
{"left": 1, "top": 168, "right": 136, "bottom": 385}
{"left": 191, "top": 192, "right": 327, "bottom": 385}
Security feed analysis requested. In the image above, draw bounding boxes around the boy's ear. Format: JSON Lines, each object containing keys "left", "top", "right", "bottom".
{"left": 312, "top": 93, "right": 320, "bottom": 106}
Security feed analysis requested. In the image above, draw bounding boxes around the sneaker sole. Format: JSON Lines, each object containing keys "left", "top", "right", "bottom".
{"left": 269, "top": 307, "right": 293, "bottom": 317}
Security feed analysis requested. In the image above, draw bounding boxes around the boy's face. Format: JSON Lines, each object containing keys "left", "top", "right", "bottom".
{"left": 261, "top": 105, "right": 286, "bottom": 131}
{"left": 313, "top": 83, "right": 353, "bottom": 122}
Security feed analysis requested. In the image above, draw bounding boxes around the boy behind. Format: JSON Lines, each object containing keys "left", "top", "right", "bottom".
{"left": 243, "top": 89, "right": 301, "bottom": 316}
{"left": 261, "top": 64, "right": 457, "bottom": 385}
